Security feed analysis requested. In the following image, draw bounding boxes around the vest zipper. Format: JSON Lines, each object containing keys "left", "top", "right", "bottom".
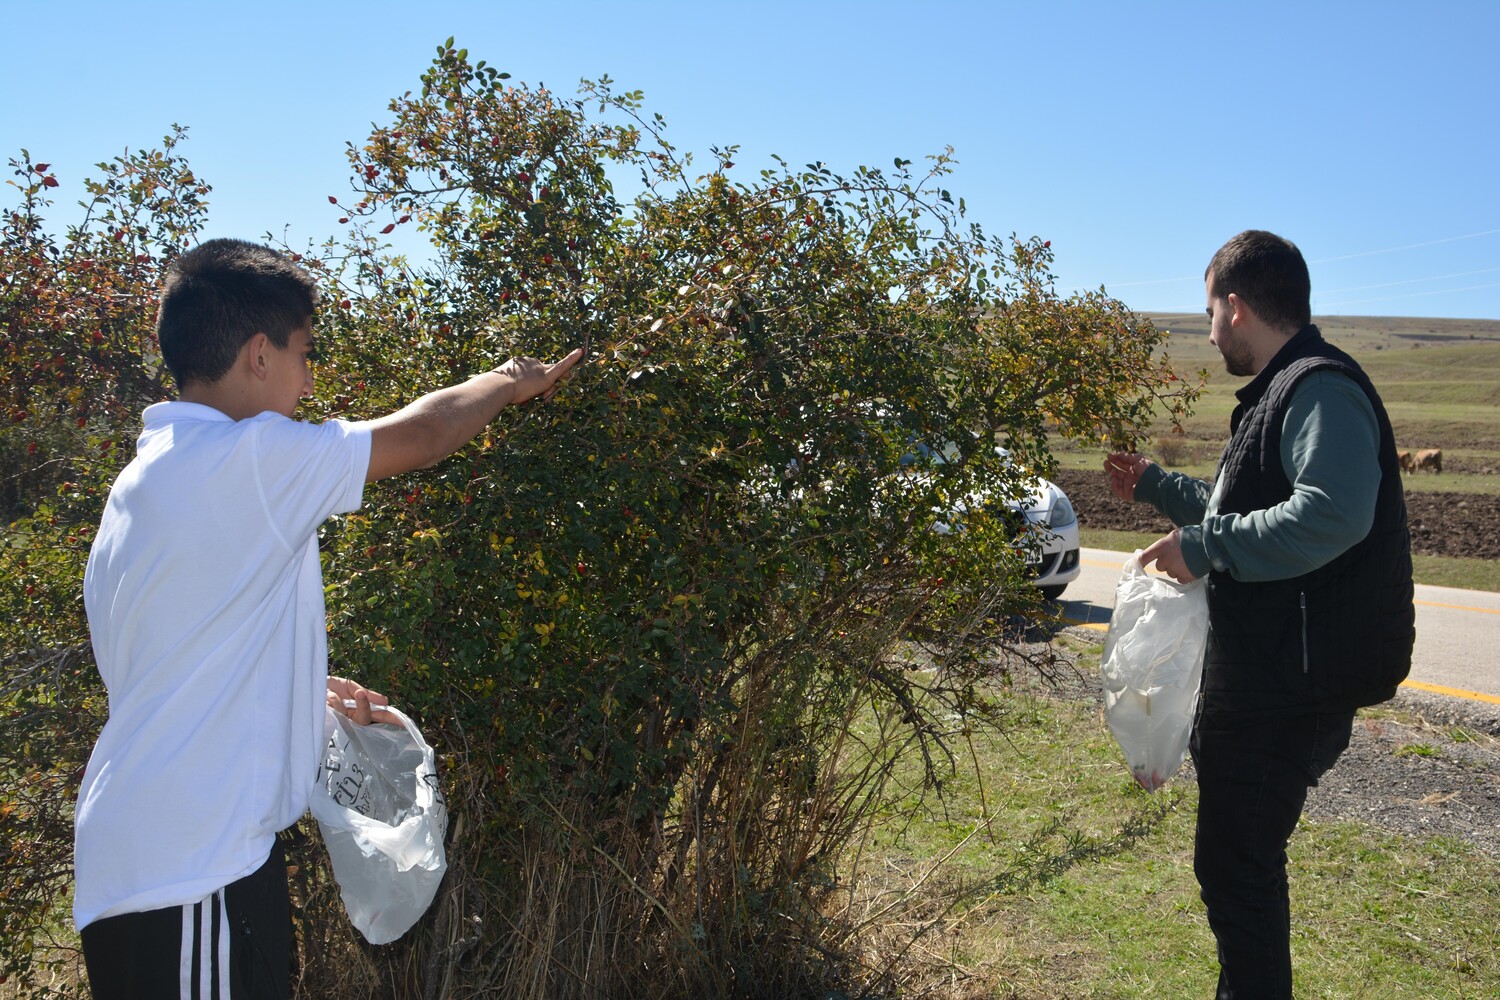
{"left": 1299, "top": 591, "right": 1309, "bottom": 674}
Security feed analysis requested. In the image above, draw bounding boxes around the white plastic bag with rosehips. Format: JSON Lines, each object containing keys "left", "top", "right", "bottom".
{"left": 1100, "top": 553, "right": 1208, "bottom": 792}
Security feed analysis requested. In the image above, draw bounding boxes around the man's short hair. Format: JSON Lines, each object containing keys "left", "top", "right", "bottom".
{"left": 1204, "top": 230, "right": 1311, "bottom": 332}
{"left": 156, "top": 238, "right": 320, "bottom": 388}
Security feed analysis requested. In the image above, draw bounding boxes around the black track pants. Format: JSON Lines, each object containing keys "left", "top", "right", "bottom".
{"left": 81, "top": 839, "right": 291, "bottom": 1000}
{"left": 1190, "top": 710, "right": 1355, "bottom": 1000}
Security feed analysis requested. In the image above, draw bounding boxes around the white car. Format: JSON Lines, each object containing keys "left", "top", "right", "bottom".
{"left": 915, "top": 444, "right": 1081, "bottom": 601}
{"left": 1007, "top": 474, "right": 1081, "bottom": 601}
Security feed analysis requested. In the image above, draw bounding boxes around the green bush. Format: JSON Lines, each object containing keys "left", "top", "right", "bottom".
{"left": 1, "top": 43, "right": 1195, "bottom": 999}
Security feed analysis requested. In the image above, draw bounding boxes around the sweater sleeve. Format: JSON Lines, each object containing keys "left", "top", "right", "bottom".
{"left": 1179, "top": 371, "right": 1381, "bottom": 582}
{"left": 1134, "top": 462, "right": 1213, "bottom": 527}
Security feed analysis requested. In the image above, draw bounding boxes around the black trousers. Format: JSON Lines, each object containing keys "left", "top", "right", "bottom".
{"left": 81, "top": 838, "right": 291, "bottom": 1000}
{"left": 1190, "top": 709, "right": 1355, "bottom": 1000}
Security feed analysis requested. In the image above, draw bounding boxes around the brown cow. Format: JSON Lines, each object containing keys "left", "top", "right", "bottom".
{"left": 1397, "top": 449, "right": 1414, "bottom": 473}
{"left": 1414, "top": 448, "right": 1442, "bottom": 473}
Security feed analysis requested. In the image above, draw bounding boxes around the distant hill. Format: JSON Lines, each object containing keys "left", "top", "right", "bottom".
{"left": 1144, "top": 313, "right": 1500, "bottom": 345}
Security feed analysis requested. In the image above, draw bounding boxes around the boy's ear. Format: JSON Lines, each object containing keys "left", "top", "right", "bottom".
{"left": 243, "top": 332, "right": 272, "bottom": 380}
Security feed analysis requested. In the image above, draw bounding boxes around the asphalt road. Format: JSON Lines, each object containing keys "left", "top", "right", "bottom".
{"left": 1057, "top": 547, "right": 1500, "bottom": 708}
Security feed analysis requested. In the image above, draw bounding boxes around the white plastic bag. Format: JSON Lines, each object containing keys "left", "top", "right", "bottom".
{"left": 1100, "top": 553, "right": 1208, "bottom": 792}
{"left": 309, "top": 704, "right": 448, "bottom": 944}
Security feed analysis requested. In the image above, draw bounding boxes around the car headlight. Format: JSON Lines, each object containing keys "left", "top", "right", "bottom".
{"left": 1049, "top": 494, "right": 1076, "bottom": 529}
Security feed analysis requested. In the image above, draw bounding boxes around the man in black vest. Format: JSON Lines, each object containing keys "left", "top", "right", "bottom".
{"left": 1104, "top": 230, "right": 1414, "bottom": 999}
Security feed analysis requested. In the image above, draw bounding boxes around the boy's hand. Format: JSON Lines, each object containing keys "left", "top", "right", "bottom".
{"left": 327, "top": 676, "right": 391, "bottom": 726}
{"left": 498, "top": 347, "right": 585, "bottom": 406}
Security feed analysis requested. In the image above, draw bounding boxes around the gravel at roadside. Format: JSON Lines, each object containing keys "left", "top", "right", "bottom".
{"left": 1303, "top": 687, "right": 1500, "bottom": 856}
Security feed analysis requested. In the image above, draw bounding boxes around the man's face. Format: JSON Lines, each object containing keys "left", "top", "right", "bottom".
{"left": 1206, "top": 280, "right": 1255, "bottom": 377}
{"left": 265, "top": 320, "right": 317, "bottom": 417}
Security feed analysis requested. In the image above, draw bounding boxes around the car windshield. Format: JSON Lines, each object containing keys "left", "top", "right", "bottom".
{"left": 898, "top": 440, "right": 956, "bottom": 466}
{"left": 898, "top": 439, "right": 1012, "bottom": 469}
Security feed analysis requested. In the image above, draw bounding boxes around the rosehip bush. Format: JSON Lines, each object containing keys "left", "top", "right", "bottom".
{"left": 292, "top": 44, "right": 1195, "bottom": 997}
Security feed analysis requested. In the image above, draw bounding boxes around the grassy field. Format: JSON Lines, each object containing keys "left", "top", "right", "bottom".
{"left": 865, "top": 640, "right": 1500, "bottom": 998}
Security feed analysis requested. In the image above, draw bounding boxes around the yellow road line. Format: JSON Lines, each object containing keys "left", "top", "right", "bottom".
{"left": 1062, "top": 619, "right": 1109, "bottom": 632}
{"left": 1415, "top": 598, "right": 1500, "bottom": 615}
{"left": 1399, "top": 680, "right": 1500, "bottom": 706}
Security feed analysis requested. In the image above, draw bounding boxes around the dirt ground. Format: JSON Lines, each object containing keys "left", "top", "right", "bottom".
{"left": 1053, "top": 468, "right": 1500, "bottom": 562}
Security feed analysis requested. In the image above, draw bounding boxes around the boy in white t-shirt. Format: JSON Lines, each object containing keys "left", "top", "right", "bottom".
{"left": 75, "top": 238, "right": 581, "bottom": 999}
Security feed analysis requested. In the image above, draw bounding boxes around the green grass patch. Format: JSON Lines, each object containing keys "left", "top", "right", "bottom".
{"left": 863, "top": 651, "right": 1500, "bottom": 997}
{"left": 1395, "top": 471, "right": 1500, "bottom": 497}
{"left": 1410, "top": 553, "right": 1500, "bottom": 593}
{"left": 1079, "top": 527, "right": 1162, "bottom": 557}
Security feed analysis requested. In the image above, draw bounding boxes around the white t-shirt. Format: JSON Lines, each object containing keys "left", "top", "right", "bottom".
{"left": 75, "top": 401, "right": 371, "bottom": 929}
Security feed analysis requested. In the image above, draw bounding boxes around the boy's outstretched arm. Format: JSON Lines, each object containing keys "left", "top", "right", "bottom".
{"left": 361, "top": 348, "right": 583, "bottom": 482}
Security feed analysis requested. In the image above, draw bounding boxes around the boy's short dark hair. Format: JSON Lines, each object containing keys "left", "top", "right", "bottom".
{"left": 1204, "top": 230, "right": 1312, "bottom": 333}
{"left": 157, "top": 238, "right": 320, "bottom": 388}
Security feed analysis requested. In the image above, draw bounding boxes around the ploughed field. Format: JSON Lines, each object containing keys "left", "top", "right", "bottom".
{"left": 1054, "top": 468, "right": 1500, "bottom": 563}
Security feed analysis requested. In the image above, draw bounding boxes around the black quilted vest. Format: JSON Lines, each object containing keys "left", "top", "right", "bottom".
{"left": 1204, "top": 324, "right": 1414, "bottom": 715}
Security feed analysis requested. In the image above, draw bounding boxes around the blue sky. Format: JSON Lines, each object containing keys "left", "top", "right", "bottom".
{"left": 3, "top": 0, "right": 1497, "bottom": 320}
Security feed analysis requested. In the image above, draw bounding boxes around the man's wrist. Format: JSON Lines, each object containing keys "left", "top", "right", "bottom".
{"left": 1178, "top": 524, "right": 1213, "bottom": 578}
{"left": 1135, "top": 461, "right": 1166, "bottom": 502}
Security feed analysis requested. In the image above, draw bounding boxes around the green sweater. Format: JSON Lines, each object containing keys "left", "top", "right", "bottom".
{"left": 1136, "top": 370, "right": 1382, "bottom": 581}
